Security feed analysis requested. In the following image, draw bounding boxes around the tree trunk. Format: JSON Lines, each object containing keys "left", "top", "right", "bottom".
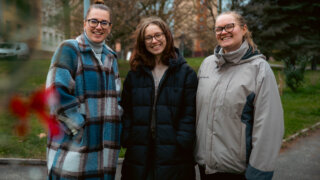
{"left": 62, "top": 0, "right": 71, "bottom": 39}
{"left": 311, "top": 56, "right": 318, "bottom": 71}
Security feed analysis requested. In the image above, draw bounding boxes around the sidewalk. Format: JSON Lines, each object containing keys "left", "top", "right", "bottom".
{"left": 1, "top": 127, "right": 319, "bottom": 180}
{"left": 272, "top": 127, "right": 320, "bottom": 180}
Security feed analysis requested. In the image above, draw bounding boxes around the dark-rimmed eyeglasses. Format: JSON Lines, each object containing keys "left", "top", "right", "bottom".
{"left": 87, "top": 19, "right": 112, "bottom": 28}
{"left": 145, "top": 33, "right": 164, "bottom": 43}
{"left": 214, "top": 23, "right": 235, "bottom": 34}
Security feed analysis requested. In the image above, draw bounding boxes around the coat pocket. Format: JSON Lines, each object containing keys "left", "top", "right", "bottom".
{"left": 239, "top": 123, "right": 247, "bottom": 164}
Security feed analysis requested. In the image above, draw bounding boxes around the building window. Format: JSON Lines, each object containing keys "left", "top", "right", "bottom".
{"left": 49, "top": 33, "right": 53, "bottom": 45}
{"left": 199, "top": 17, "right": 204, "bottom": 22}
{"left": 43, "top": 31, "right": 47, "bottom": 43}
{"left": 42, "top": 12, "right": 46, "bottom": 23}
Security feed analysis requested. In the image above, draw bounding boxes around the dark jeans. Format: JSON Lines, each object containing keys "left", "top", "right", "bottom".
{"left": 198, "top": 165, "right": 246, "bottom": 180}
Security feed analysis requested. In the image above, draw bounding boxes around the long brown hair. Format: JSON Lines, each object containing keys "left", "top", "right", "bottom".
{"left": 216, "top": 11, "right": 257, "bottom": 51}
{"left": 129, "top": 17, "right": 176, "bottom": 71}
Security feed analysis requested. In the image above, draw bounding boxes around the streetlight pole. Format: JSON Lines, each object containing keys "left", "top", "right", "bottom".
{"left": 84, "top": 0, "right": 90, "bottom": 19}
{"left": 0, "top": 1, "right": 3, "bottom": 39}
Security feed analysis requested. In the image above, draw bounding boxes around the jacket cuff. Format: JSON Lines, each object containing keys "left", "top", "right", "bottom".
{"left": 245, "top": 164, "right": 274, "bottom": 180}
{"left": 176, "top": 134, "right": 194, "bottom": 150}
{"left": 58, "top": 111, "right": 85, "bottom": 136}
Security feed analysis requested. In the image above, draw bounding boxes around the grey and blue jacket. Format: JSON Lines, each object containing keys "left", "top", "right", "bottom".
{"left": 194, "top": 41, "right": 284, "bottom": 180}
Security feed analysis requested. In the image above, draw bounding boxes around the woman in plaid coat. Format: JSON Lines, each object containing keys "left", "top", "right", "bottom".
{"left": 46, "top": 4, "right": 121, "bottom": 179}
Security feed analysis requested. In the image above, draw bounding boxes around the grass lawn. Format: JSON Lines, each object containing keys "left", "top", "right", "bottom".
{"left": 281, "top": 71, "right": 320, "bottom": 137}
{"left": 0, "top": 58, "right": 319, "bottom": 159}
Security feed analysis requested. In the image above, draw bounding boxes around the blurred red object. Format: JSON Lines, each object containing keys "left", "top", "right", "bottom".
{"left": 9, "top": 96, "right": 29, "bottom": 136}
{"left": 9, "top": 86, "right": 61, "bottom": 137}
{"left": 10, "top": 96, "right": 29, "bottom": 119}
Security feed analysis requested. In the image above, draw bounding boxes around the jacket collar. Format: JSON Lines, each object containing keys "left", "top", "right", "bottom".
{"left": 214, "top": 40, "right": 261, "bottom": 68}
{"left": 169, "top": 47, "right": 186, "bottom": 68}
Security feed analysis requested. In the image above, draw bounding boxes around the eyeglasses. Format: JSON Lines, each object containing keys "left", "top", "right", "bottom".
{"left": 87, "top": 19, "right": 112, "bottom": 28}
{"left": 214, "top": 23, "right": 235, "bottom": 34}
{"left": 145, "top": 33, "right": 164, "bottom": 43}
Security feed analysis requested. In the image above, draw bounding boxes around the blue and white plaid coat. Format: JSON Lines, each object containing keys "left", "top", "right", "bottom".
{"left": 46, "top": 34, "right": 122, "bottom": 180}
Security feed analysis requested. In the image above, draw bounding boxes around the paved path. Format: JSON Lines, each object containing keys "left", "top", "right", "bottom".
{"left": 1, "top": 128, "right": 319, "bottom": 180}
{"left": 0, "top": 164, "right": 46, "bottom": 180}
{"left": 273, "top": 128, "right": 320, "bottom": 180}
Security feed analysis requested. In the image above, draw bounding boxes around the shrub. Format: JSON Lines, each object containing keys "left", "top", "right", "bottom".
{"left": 283, "top": 56, "right": 310, "bottom": 92}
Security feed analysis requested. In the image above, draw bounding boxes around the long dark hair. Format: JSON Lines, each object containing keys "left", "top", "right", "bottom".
{"left": 129, "top": 17, "right": 176, "bottom": 71}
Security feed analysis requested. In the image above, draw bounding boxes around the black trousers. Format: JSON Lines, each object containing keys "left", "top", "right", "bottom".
{"left": 198, "top": 165, "right": 246, "bottom": 180}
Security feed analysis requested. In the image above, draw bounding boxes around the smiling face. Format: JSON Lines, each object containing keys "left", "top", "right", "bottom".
{"left": 84, "top": 8, "right": 111, "bottom": 43}
{"left": 144, "top": 24, "right": 167, "bottom": 60}
{"left": 215, "top": 14, "right": 247, "bottom": 53}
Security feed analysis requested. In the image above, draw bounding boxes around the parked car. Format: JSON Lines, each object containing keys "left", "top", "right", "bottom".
{"left": 0, "top": 42, "right": 30, "bottom": 60}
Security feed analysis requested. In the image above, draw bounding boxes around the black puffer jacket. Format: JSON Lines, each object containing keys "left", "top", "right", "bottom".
{"left": 120, "top": 49, "right": 198, "bottom": 180}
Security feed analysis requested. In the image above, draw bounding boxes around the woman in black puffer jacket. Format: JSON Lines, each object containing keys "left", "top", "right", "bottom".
{"left": 120, "top": 16, "right": 198, "bottom": 180}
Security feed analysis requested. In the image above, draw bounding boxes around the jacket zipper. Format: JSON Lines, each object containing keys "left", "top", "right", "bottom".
{"left": 149, "top": 68, "right": 170, "bottom": 180}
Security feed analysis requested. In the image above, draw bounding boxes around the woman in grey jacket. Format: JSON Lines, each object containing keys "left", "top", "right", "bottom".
{"left": 195, "top": 11, "right": 284, "bottom": 180}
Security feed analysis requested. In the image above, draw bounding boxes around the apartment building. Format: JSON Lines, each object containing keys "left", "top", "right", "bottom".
{"left": 0, "top": 0, "right": 82, "bottom": 54}
{"left": 174, "top": 0, "right": 217, "bottom": 57}
{"left": 0, "top": 0, "right": 40, "bottom": 48}
{"left": 40, "top": 0, "right": 65, "bottom": 52}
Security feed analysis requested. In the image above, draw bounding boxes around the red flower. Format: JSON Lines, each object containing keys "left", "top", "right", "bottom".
{"left": 9, "top": 86, "right": 62, "bottom": 137}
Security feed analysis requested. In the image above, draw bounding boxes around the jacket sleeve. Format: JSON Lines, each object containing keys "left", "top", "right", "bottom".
{"left": 245, "top": 63, "right": 284, "bottom": 180}
{"left": 176, "top": 66, "right": 198, "bottom": 150}
{"left": 112, "top": 56, "right": 123, "bottom": 118}
{"left": 46, "top": 41, "right": 85, "bottom": 136}
{"left": 120, "top": 72, "right": 133, "bottom": 148}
